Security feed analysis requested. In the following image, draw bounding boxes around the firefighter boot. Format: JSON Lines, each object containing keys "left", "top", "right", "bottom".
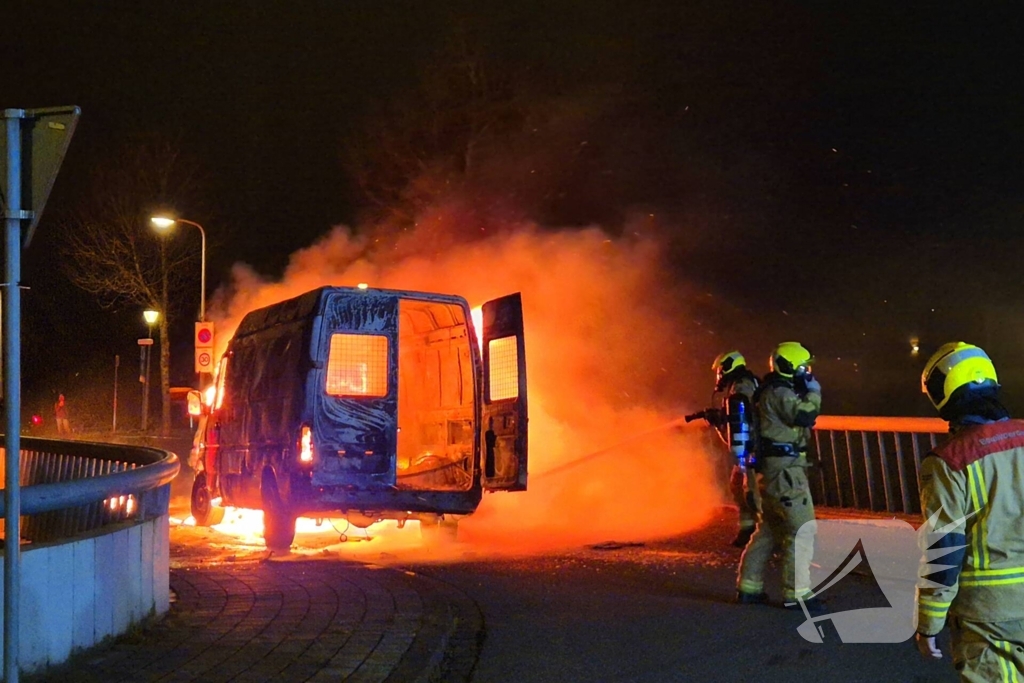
{"left": 736, "top": 590, "right": 768, "bottom": 605}
{"left": 785, "top": 596, "right": 827, "bottom": 615}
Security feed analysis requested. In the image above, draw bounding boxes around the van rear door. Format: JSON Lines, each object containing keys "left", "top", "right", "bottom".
{"left": 480, "top": 292, "right": 528, "bottom": 491}
{"left": 312, "top": 290, "right": 399, "bottom": 489}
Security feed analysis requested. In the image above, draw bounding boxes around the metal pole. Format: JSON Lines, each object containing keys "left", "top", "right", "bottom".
{"left": 141, "top": 344, "right": 151, "bottom": 432}
{"left": 146, "top": 344, "right": 151, "bottom": 430}
{"left": 3, "top": 107, "right": 25, "bottom": 683}
{"left": 197, "top": 224, "right": 205, "bottom": 322}
{"left": 112, "top": 355, "right": 119, "bottom": 433}
{"left": 168, "top": 219, "right": 207, "bottom": 321}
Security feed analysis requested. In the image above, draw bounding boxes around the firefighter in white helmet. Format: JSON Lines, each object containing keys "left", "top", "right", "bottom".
{"left": 736, "top": 342, "right": 822, "bottom": 611}
{"left": 686, "top": 351, "right": 760, "bottom": 547}
{"left": 916, "top": 342, "right": 1024, "bottom": 681}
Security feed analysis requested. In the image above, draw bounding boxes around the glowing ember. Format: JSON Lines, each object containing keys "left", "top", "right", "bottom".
{"left": 212, "top": 508, "right": 265, "bottom": 543}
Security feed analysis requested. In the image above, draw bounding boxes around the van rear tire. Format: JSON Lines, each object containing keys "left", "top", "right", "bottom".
{"left": 262, "top": 474, "right": 296, "bottom": 552}
{"left": 191, "top": 472, "right": 225, "bottom": 527}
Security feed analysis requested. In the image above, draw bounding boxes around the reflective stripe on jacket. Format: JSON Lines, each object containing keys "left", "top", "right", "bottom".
{"left": 916, "top": 420, "right": 1024, "bottom": 635}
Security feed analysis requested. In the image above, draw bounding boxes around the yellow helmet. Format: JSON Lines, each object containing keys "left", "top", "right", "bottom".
{"left": 712, "top": 351, "right": 746, "bottom": 382}
{"left": 770, "top": 342, "right": 813, "bottom": 379}
{"left": 921, "top": 342, "right": 998, "bottom": 412}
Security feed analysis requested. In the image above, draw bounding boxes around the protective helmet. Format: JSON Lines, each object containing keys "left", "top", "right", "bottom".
{"left": 921, "top": 342, "right": 998, "bottom": 412}
{"left": 770, "top": 342, "right": 813, "bottom": 379}
{"left": 712, "top": 351, "right": 746, "bottom": 383}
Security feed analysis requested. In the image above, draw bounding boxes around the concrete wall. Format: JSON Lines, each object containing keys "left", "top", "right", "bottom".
{"left": 0, "top": 514, "right": 170, "bottom": 673}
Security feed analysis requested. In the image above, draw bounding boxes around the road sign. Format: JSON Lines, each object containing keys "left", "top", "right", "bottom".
{"left": 195, "top": 349, "right": 213, "bottom": 373}
{"left": 195, "top": 321, "right": 214, "bottom": 347}
{"left": 0, "top": 106, "right": 81, "bottom": 247}
{"left": 137, "top": 338, "right": 154, "bottom": 346}
{"left": 195, "top": 321, "right": 215, "bottom": 373}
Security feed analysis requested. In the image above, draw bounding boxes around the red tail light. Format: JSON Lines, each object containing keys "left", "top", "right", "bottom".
{"left": 299, "top": 425, "right": 314, "bottom": 464}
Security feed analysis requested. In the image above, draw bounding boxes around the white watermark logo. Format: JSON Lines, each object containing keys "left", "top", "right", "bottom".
{"left": 792, "top": 518, "right": 920, "bottom": 644}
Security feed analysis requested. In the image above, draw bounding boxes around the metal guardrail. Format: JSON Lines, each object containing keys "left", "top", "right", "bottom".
{"left": 810, "top": 416, "right": 948, "bottom": 515}
{"left": 0, "top": 437, "right": 179, "bottom": 544}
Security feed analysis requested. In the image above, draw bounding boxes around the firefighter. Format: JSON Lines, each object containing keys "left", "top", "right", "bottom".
{"left": 700, "top": 351, "right": 760, "bottom": 547}
{"left": 915, "top": 342, "right": 1024, "bottom": 680}
{"left": 736, "top": 341, "right": 822, "bottom": 609}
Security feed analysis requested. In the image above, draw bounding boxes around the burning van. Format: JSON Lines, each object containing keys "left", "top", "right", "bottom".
{"left": 188, "top": 286, "right": 528, "bottom": 550}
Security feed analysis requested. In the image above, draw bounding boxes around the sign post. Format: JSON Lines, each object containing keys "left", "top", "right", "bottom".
{"left": 1, "top": 105, "right": 79, "bottom": 683}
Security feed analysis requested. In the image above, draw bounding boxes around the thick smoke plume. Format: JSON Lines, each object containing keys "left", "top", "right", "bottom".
{"left": 209, "top": 201, "right": 726, "bottom": 553}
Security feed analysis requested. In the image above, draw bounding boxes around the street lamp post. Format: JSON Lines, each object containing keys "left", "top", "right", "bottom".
{"left": 140, "top": 309, "right": 159, "bottom": 431}
{"left": 150, "top": 216, "right": 206, "bottom": 321}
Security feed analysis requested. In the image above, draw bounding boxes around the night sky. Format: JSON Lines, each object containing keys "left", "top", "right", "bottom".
{"left": 5, "top": 1, "right": 1024, "bottom": 422}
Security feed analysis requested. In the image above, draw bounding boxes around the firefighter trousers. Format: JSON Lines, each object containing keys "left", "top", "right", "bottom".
{"left": 729, "top": 464, "right": 756, "bottom": 530}
{"left": 951, "top": 617, "right": 1024, "bottom": 683}
{"left": 736, "top": 459, "right": 816, "bottom": 601}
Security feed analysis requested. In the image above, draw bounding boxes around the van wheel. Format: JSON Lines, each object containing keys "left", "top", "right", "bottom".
{"left": 420, "top": 516, "right": 458, "bottom": 545}
{"left": 191, "top": 472, "right": 225, "bottom": 526}
{"left": 262, "top": 474, "right": 296, "bottom": 552}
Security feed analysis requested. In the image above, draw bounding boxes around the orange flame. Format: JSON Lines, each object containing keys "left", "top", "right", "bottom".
{"left": 205, "top": 211, "right": 723, "bottom": 555}
{"left": 470, "top": 306, "right": 483, "bottom": 353}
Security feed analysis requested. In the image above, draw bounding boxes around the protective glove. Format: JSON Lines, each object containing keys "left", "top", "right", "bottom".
{"left": 803, "top": 375, "right": 821, "bottom": 394}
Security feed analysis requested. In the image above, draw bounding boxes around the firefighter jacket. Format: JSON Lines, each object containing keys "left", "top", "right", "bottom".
{"left": 917, "top": 419, "right": 1024, "bottom": 635}
{"left": 756, "top": 373, "right": 821, "bottom": 451}
{"left": 728, "top": 373, "right": 758, "bottom": 402}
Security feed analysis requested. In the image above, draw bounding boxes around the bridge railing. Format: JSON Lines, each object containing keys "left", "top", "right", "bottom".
{"left": 809, "top": 416, "right": 948, "bottom": 515}
{"left": 0, "top": 437, "right": 179, "bottom": 543}
{"left": 0, "top": 437, "right": 179, "bottom": 674}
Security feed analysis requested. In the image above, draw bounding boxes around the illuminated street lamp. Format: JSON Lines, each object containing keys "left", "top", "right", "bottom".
{"left": 143, "top": 308, "right": 159, "bottom": 335}
{"left": 150, "top": 215, "right": 207, "bottom": 321}
{"left": 140, "top": 309, "right": 160, "bottom": 431}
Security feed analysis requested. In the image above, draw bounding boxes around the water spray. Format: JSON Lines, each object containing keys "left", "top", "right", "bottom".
{"left": 532, "top": 415, "right": 700, "bottom": 480}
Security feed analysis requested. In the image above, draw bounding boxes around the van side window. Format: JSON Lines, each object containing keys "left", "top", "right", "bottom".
{"left": 488, "top": 336, "right": 519, "bottom": 401}
{"left": 326, "top": 333, "right": 389, "bottom": 397}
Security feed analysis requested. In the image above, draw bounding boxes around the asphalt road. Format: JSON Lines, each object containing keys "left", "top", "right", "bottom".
{"left": 165, "top": 500, "right": 958, "bottom": 683}
{"left": 406, "top": 510, "right": 958, "bottom": 683}
{"left": 36, "top": 479, "right": 960, "bottom": 683}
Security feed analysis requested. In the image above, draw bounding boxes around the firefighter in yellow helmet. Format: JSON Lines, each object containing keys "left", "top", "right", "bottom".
{"left": 700, "top": 351, "right": 760, "bottom": 547}
{"left": 915, "top": 342, "right": 1024, "bottom": 681}
{"left": 736, "top": 342, "right": 822, "bottom": 610}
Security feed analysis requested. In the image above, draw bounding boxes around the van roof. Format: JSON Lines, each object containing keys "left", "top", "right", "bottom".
{"left": 234, "top": 286, "right": 470, "bottom": 339}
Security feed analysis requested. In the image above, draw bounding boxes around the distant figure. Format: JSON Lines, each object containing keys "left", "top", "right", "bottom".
{"left": 55, "top": 394, "right": 71, "bottom": 436}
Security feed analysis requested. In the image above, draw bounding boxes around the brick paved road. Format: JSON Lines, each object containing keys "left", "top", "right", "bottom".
{"left": 34, "top": 559, "right": 482, "bottom": 683}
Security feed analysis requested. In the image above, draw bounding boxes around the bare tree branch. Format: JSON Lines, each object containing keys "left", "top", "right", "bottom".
{"left": 58, "top": 134, "right": 208, "bottom": 435}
